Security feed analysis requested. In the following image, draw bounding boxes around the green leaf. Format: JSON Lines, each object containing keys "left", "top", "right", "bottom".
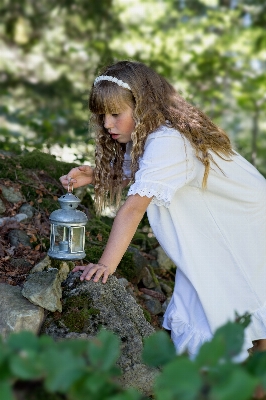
{"left": 69, "top": 372, "right": 118, "bottom": 400}
{"left": 87, "top": 330, "right": 120, "bottom": 371}
{"left": 0, "top": 381, "right": 14, "bottom": 400}
{"left": 42, "top": 348, "right": 86, "bottom": 392}
{"left": 213, "top": 321, "right": 245, "bottom": 360}
{"left": 57, "top": 338, "right": 88, "bottom": 356}
{"left": 7, "top": 331, "right": 39, "bottom": 352}
{"left": 246, "top": 351, "right": 266, "bottom": 389}
{"left": 210, "top": 367, "right": 257, "bottom": 400}
{"left": 154, "top": 357, "right": 202, "bottom": 400}
{"left": 196, "top": 334, "right": 226, "bottom": 368}
{"left": 9, "top": 351, "right": 42, "bottom": 380}
{"left": 142, "top": 331, "right": 176, "bottom": 367}
{"left": 0, "top": 363, "right": 12, "bottom": 381}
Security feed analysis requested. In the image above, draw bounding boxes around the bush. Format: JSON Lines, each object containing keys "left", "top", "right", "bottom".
{"left": 1, "top": 314, "right": 266, "bottom": 400}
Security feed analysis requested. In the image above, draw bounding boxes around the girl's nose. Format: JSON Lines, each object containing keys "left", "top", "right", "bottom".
{"left": 104, "top": 115, "right": 113, "bottom": 129}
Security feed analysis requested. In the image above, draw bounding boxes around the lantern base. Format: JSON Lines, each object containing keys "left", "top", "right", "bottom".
{"left": 48, "top": 249, "right": 86, "bottom": 261}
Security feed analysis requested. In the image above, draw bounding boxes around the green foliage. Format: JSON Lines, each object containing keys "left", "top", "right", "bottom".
{"left": 0, "top": 316, "right": 266, "bottom": 400}
{"left": 0, "top": 329, "right": 140, "bottom": 400}
{"left": 142, "top": 331, "right": 176, "bottom": 367}
{"left": 2, "top": 315, "right": 266, "bottom": 400}
{"left": 142, "top": 315, "right": 260, "bottom": 400}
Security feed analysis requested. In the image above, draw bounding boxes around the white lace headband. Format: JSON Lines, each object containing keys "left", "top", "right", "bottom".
{"left": 94, "top": 75, "right": 131, "bottom": 91}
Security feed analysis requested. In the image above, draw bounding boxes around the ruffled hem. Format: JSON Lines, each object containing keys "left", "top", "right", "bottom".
{"left": 163, "top": 302, "right": 266, "bottom": 362}
{"left": 128, "top": 180, "right": 176, "bottom": 208}
{"left": 163, "top": 316, "right": 212, "bottom": 359}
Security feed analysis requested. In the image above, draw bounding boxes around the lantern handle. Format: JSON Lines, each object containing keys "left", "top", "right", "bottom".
{"left": 67, "top": 178, "right": 74, "bottom": 193}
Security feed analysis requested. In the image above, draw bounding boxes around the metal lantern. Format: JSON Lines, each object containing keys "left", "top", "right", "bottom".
{"left": 48, "top": 182, "right": 88, "bottom": 260}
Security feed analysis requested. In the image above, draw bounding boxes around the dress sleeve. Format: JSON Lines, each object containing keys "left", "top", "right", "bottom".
{"left": 127, "top": 130, "right": 195, "bottom": 207}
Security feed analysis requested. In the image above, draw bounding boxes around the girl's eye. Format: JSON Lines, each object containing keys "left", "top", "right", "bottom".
{"left": 112, "top": 114, "right": 119, "bottom": 117}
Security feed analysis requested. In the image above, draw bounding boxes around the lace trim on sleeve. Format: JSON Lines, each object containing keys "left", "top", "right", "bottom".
{"left": 128, "top": 180, "right": 176, "bottom": 208}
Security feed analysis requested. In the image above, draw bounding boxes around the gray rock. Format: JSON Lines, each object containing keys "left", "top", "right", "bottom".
{"left": 116, "top": 363, "right": 159, "bottom": 395}
{"left": 43, "top": 273, "right": 157, "bottom": 395}
{"left": 30, "top": 255, "right": 52, "bottom": 273}
{"left": 14, "top": 213, "right": 29, "bottom": 223}
{"left": 30, "top": 257, "right": 70, "bottom": 283}
{"left": 57, "top": 261, "right": 70, "bottom": 282}
{"left": 142, "top": 266, "right": 157, "bottom": 289}
{"left": 19, "top": 203, "right": 36, "bottom": 219}
{"left": 155, "top": 246, "right": 176, "bottom": 270}
{"left": 0, "top": 213, "right": 29, "bottom": 227}
{"left": 127, "top": 246, "right": 148, "bottom": 283}
{"left": 0, "top": 184, "right": 25, "bottom": 203}
{"left": 149, "top": 259, "right": 160, "bottom": 269}
{"left": 8, "top": 229, "right": 32, "bottom": 248}
{"left": 144, "top": 298, "right": 162, "bottom": 315}
{"left": 22, "top": 269, "right": 62, "bottom": 312}
{"left": 160, "top": 282, "right": 173, "bottom": 295}
{"left": 0, "top": 283, "right": 44, "bottom": 339}
{"left": 118, "top": 277, "right": 130, "bottom": 288}
{"left": 0, "top": 198, "right": 6, "bottom": 214}
{"left": 162, "top": 297, "right": 171, "bottom": 313}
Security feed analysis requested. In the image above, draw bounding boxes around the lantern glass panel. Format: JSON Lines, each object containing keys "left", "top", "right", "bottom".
{"left": 53, "top": 225, "right": 70, "bottom": 252}
{"left": 71, "top": 227, "right": 85, "bottom": 253}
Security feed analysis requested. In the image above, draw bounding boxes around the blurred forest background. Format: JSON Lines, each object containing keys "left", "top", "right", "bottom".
{"left": 1, "top": 0, "right": 266, "bottom": 174}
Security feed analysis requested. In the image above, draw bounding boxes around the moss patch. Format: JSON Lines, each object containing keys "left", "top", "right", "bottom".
{"left": 19, "top": 149, "right": 78, "bottom": 180}
{"left": 86, "top": 217, "right": 112, "bottom": 243}
{"left": 148, "top": 265, "right": 159, "bottom": 287}
{"left": 117, "top": 251, "right": 136, "bottom": 281}
{"left": 61, "top": 293, "right": 100, "bottom": 333}
{"left": 85, "top": 244, "right": 138, "bottom": 282}
{"left": 142, "top": 308, "right": 152, "bottom": 323}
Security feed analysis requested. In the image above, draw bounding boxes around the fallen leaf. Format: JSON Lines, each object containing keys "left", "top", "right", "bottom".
{"left": 97, "top": 233, "right": 103, "bottom": 242}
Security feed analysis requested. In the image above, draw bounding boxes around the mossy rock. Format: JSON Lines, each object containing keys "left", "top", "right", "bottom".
{"left": 19, "top": 149, "right": 78, "bottom": 180}
{"left": 61, "top": 293, "right": 100, "bottom": 333}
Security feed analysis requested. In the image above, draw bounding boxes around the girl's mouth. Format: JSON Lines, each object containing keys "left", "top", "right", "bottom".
{"left": 111, "top": 134, "right": 120, "bottom": 140}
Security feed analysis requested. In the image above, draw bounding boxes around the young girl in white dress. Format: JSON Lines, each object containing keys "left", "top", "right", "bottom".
{"left": 60, "top": 60, "right": 266, "bottom": 360}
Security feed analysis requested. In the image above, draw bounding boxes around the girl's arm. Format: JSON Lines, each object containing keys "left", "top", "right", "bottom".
{"left": 60, "top": 167, "right": 130, "bottom": 189}
{"left": 73, "top": 194, "right": 152, "bottom": 283}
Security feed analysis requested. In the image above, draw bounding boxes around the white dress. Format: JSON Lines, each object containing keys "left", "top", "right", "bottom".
{"left": 125, "top": 125, "right": 266, "bottom": 360}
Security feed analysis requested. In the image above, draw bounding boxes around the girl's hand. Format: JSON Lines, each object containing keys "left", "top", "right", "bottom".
{"left": 59, "top": 166, "right": 95, "bottom": 189}
{"left": 72, "top": 263, "right": 115, "bottom": 284}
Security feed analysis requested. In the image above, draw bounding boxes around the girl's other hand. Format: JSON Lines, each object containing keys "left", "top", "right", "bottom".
{"left": 72, "top": 263, "right": 114, "bottom": 284}
{"left": 59, "top": 165, "right": 95, "bottom": 189}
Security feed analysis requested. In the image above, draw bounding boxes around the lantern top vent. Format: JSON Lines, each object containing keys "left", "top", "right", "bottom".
{"left": 58, "top": 192, "right": 80, "bottom": 210}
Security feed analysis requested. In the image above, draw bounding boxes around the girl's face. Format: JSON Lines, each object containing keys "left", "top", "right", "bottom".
{"left": 103, "top": 105, "right": 135, "bottom": 144}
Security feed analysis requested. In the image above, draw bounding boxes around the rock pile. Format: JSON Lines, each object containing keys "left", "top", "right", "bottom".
{"left": 0, "top": 151, "right": 177, "bottom": 394}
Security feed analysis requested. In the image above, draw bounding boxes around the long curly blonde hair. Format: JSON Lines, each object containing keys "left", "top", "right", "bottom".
{"left": 89, "top": 60, "right": 234, "bottom": 214}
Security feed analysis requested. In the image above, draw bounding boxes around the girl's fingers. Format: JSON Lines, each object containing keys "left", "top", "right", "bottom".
{"left": 101, "top": 270, "right": 110, "bottom": 284}
{"left": 92, "top": 267, "right": 106, "bottom": 283}
{"left": 72, "top": 265, "right": 86, "bottom": 272}
{"left": 72, "top": 263, "right": 110, "bottom": 283}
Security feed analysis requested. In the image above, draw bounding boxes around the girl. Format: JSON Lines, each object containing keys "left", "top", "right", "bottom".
{"left": 60, "top": 60, "right": 266, "bottom": 360}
